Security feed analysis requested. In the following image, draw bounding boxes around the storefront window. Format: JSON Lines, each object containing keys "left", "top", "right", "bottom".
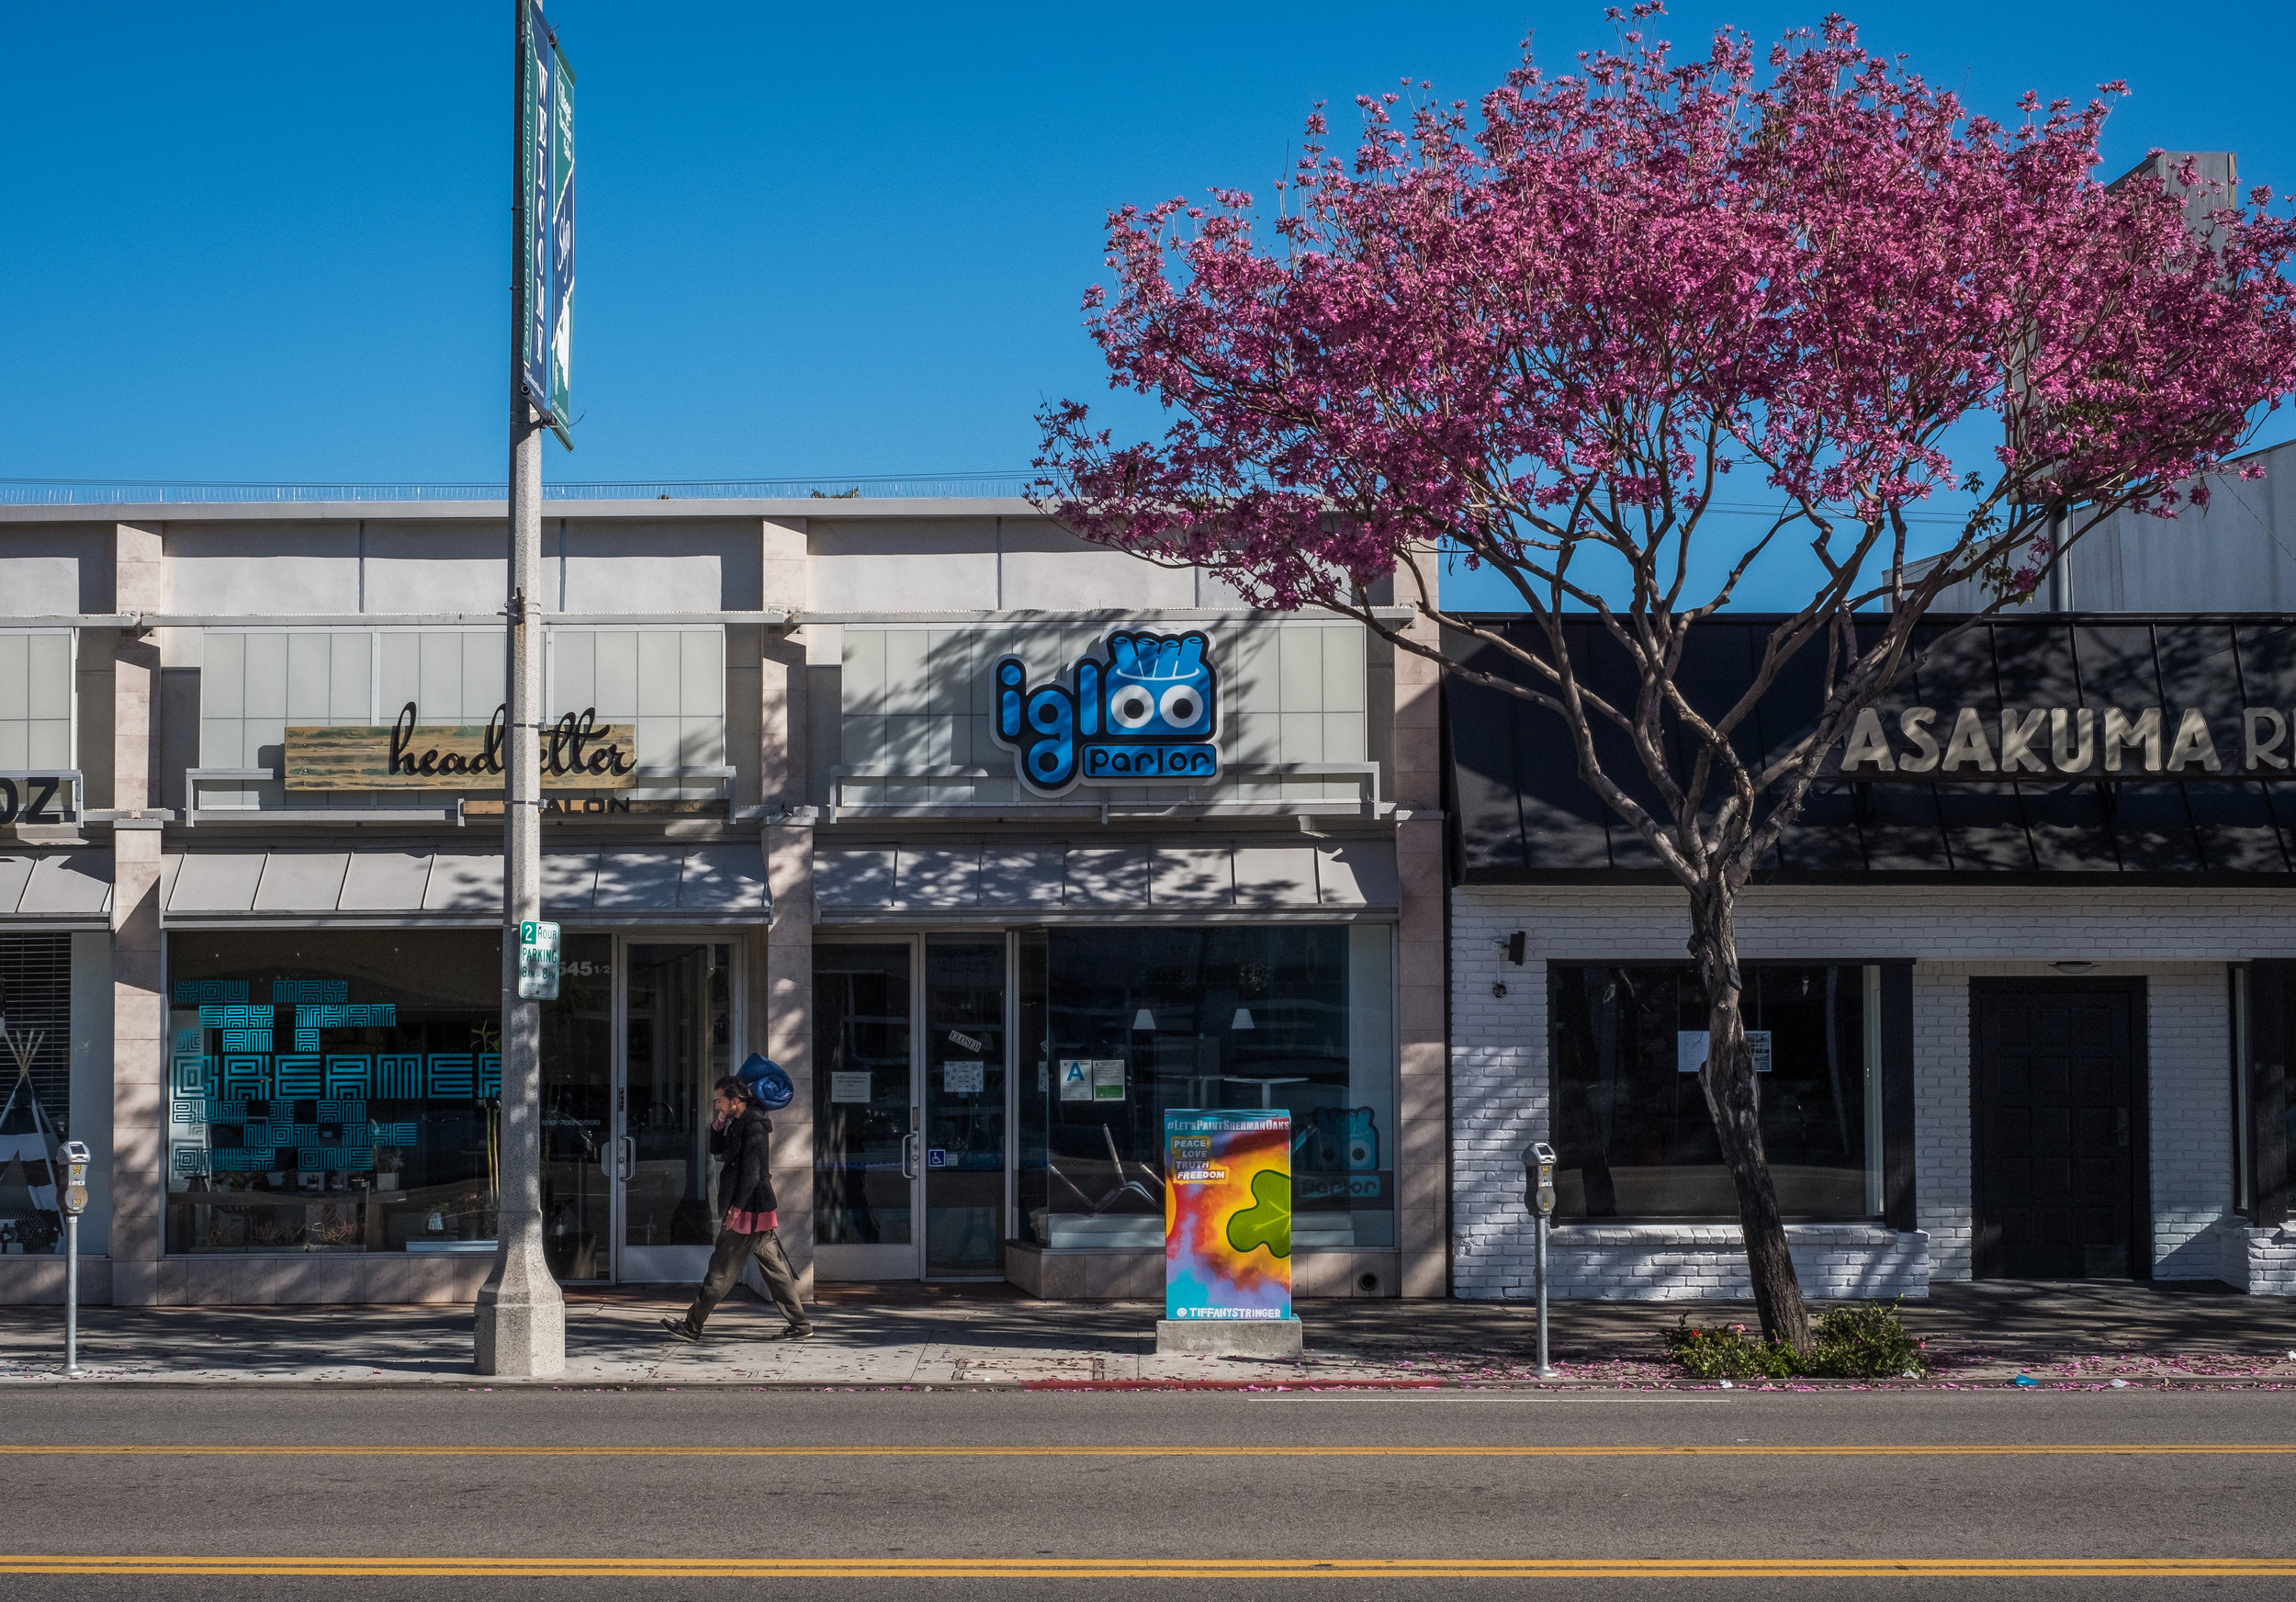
{"left": 0, "top": 932, "right": 73, "bottom": 1256}
{"left": 1548, "top": 963, "right": 1882, "bottom": 1221}
{"left": 165, "top": 931, "right": 509, "bottom": 1254}
{"left": 1015, "top": 924, "right": 1395, "bottom": 1250}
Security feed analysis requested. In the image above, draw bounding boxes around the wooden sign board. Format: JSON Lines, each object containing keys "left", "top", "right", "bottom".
{"left": 285, "top": 704, "right": 637, "bottom": 792}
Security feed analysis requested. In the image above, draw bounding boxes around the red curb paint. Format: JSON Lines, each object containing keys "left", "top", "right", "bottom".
{"left": 1021, "top": 1379, "right": 1447, "bottom": 1392}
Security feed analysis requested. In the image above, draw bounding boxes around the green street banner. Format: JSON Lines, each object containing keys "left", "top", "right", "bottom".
{"left": 520, "top": 1, "right": 574, "bottom": 444}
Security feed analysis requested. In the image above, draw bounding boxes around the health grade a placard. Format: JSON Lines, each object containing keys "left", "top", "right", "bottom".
{"left": 1163, "top": 1110, "right": 1292, "bottom": 1322}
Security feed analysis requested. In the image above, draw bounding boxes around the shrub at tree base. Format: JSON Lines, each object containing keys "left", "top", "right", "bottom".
{"left": 1664, "top": 1302, "right": 1929, "bottom": 1381}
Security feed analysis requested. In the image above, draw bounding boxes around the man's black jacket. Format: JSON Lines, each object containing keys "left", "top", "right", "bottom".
{"left": 712, "top": 1103, "right": 779, "bottom": 1217}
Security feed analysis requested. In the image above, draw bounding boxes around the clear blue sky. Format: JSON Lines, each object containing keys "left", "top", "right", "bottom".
{"left": 4, "top": 2, "right": 2290, "bottom": 604}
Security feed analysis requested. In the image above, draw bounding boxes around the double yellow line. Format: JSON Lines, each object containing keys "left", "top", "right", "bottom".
{"left": 3, "top": 1556, "right": 2294, "bottom": 1578}
{"left": 2, "top": 1442, "right": 2294, "bottom": 1459}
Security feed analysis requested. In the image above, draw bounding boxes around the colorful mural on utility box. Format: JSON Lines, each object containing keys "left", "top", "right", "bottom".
{"left": 1164, "top": 1110, "right": 1292, "bottom": 1321}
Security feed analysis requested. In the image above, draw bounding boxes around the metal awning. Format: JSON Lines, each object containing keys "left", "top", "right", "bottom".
{"left": 816, "top": 840, "right": 1398, "bottom": 920}
{"left": 0, "top": 850, "right": 113, "bottom": 930}
{"left": 162, "top": 844, "right": 770, "bottom": 928}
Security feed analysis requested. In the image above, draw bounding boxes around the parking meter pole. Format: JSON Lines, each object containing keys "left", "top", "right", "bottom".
{"left": 58, "top": 1139, "right": 88, "bottom": 1378}
{"left": 62, "top": 1213, "right": 80, "bottom": 1377}
{"left": 1534, "top": 1212, "right": 1553, "bottom": 1380}
{"left": 1524, "top": 1140, "right": 1559, "bottom": 1381}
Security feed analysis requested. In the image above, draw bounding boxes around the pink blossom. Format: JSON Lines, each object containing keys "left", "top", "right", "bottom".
{"left": 1038, "top": 10, "right": 2296, "bottom": 622}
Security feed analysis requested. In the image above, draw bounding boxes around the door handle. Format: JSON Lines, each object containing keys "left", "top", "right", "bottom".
{"left": 901, "top": 1132, "right": 919, "bottom": 1181}
{"left": 617, "top": 1135, "right": 636, "bottom": 1181}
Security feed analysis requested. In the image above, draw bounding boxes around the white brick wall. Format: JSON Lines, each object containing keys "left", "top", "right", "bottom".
{"left": 1453, "top": 885, "right": 2289, "bottom": 1299}
{"left": 2222, "top": 1224, "right": 2296, "bottom": 1294}
{"left": 1511, "top": 1224, "right": 1930, "bottom": 1302}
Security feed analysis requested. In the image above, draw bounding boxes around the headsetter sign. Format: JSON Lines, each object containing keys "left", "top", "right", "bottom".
{"left": 285, "top": 702, "right": 636, "bottom": 792}
{"left": 1829, "top": 704, "right": 2296, "bottom": 782}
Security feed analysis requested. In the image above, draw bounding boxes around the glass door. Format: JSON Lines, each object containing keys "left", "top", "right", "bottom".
{"left": 619, "top": 942, "right": 731, "bottom": 1283}
{"left": 814, "top": 943, "right": 919, "bottom": 1280}
{"left": 540, "top": 935, "right": 732, "bottom": 1284}
{"left": 923, "top": 940, "right": 1007, "bottom": 1276}
{"left": 812, "top": 937, "right": 1010, "bottom": 1281}
{"left": 539, "top": 933, "right": 614, "bottom": 1280}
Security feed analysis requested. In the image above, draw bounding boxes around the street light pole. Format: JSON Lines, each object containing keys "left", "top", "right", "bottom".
{"left": 475, "top": 0, "right": 564, "bottom": 1377}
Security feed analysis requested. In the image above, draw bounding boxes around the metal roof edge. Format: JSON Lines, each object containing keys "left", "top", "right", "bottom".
{"left": 0, "top": 497, "right": 1051, "bottom": 525}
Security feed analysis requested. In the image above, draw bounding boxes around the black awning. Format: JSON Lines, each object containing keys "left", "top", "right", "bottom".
{"left": 1446, "top": 615, "right": 2296, "bottom": 883}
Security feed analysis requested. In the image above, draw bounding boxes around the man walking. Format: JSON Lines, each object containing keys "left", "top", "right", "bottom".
{"left": 661, "top": 1075, "right": 813, "bottom": 1342}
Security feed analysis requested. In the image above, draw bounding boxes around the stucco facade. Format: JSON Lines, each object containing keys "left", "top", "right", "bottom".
{"left": 0, "top": 500, "right": 1445, "bottom": 1305}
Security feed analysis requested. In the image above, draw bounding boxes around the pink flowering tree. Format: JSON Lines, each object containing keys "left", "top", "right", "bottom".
{"left": 1036, "top": 8, "right": 2296, "bottom": 1348}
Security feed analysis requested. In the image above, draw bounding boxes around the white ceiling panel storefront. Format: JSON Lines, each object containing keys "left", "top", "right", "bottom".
{"left": 163, "top": 844, "right": 769, "bottom": 928}
{"left": 816, "top": 840, "right": 1397, "bottom": 921}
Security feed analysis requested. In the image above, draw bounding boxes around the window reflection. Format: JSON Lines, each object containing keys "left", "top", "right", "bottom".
{"left": 624, "top": 943, "right": 730, "bottom": 1248}
{"left": 1016, "top": 925, "right": 1395, "bottom": 1251}
{"left": 1548, "top": 964, "right": 1879, "bottom": 1220}
{"left": 813, "top": 945, "right": 913, "bottom": 1246}
{"left": 163, "top": 931, "right": 506, "bottom": 1255}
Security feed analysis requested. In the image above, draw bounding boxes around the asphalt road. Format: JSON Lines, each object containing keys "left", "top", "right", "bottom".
{"left": 0, "top": 1386, "right": 2290, "bottom": 1599}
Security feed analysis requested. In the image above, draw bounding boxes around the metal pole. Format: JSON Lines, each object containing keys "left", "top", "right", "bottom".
{"left": 62, "top": 1213, "right": 81, "bottom": 1377}
{"left": 475, "top": 0, "right": 564, "bottom": 1376}
{"left": 1534, "top": 1212, "right": 1555, "bottom": 1380}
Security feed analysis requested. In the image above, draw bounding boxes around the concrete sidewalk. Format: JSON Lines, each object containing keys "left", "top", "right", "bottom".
{"left": 1, "top": 1280, "right": 2290, "bottom": 1387}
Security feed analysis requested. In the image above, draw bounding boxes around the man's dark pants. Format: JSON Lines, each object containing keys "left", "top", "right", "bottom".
{"left": 682, "top": 1225, "right": 811, "bottom": 1334}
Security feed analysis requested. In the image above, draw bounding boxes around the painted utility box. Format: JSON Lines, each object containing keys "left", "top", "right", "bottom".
{"left": 1163, "top": 1110, "right": 1292, "bottom": 1322}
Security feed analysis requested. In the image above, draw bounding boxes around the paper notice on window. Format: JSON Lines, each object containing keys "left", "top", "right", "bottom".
{"left": 1091, "top": 1059, "right": 1127, "bottom": 1100}
{"left": 1677, "top": 1030, "right": 1772, "bottom": 1073}
{"left": 829, "top": 1071, "right": 872, "bottom": 1103}
{"left": 943, "top": 1060, "right": 985, "bottom": 1094}
{"left": 1058, "top": 1059, "right": 1094, "bottom": 1102}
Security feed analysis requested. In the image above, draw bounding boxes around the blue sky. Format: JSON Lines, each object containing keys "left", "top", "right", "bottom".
{"left": 4, "top": 2, "right": 2290, "bottom": 605}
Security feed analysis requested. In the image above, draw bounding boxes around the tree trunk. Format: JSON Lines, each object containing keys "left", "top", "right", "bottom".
{"left": 1688, "top": 886, "right": 1814, "bottom": 1352}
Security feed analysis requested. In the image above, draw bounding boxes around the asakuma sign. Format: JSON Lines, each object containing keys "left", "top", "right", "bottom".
{"left": 993, "top": 630, "right": 1221, "bottom": 795}
{"left": 1830, "top": 703, "right": 2296, "bottom": 781}
{"left": 285, "top": 703, "right": 633, "bottom": 792}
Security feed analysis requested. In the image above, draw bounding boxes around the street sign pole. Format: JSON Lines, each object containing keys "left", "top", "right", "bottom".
{"left": 476, "top": 0, "right": 566, "bottom": 1377}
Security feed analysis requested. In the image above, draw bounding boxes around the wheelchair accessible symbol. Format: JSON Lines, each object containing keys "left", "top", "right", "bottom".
{"left": 991, "top": 630, "right": 1221, "bottom": 797}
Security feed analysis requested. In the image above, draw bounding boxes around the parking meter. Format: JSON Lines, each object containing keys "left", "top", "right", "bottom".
{"left": 1525, "top": 1141, "right": 1557, "bottom": 1218}
{"left": 60, "top": 1142, "right": 89, "bottom": 1216}
{"left": 59, "top": 1140, "right": 89, "bottom": 1376}
{"left": 1522, "top": 1140, "right": 1559, "bottom": 1379}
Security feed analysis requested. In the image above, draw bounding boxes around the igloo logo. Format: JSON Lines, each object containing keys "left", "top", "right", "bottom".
{"left": 992, "top": 630, "right": 1221, "bottom": 796}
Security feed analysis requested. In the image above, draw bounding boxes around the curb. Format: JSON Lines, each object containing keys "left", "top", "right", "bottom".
{"left": 0, "top": 1375, "right": 2287, "bottom": 1393}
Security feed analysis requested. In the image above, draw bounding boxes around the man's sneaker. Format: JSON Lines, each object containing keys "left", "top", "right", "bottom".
{"left": 776, "top": 1324, "right": 815, "bottom": 1340}
{"left": 660, "top": 1316, "right": 702, "bottom": 1343}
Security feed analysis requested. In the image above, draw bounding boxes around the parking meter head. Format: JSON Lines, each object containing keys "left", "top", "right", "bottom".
{"left": 59, "top": 1140, "right": 91, "bottom": 1216}
{"left": 1523, "top": 1141, "right": 1559, "bottom": 1217}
